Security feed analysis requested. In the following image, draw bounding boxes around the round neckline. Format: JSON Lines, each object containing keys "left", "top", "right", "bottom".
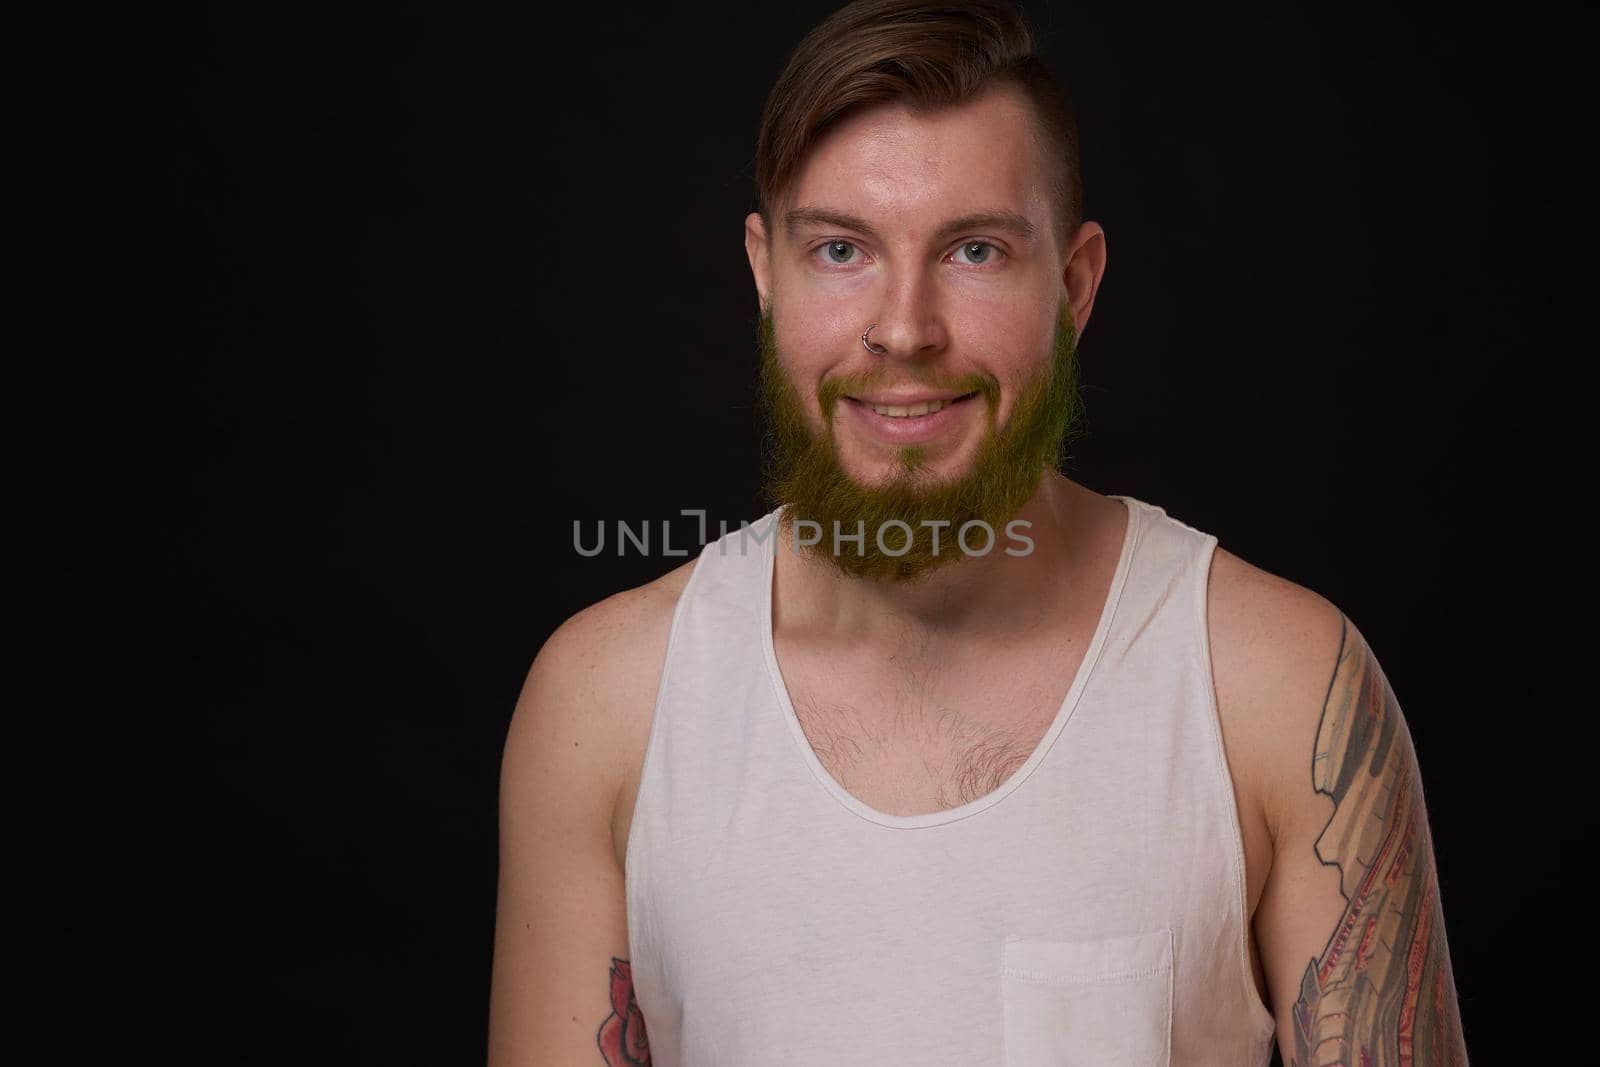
{"left": 759, "top": 495, "right": 1143, "bottom": 830}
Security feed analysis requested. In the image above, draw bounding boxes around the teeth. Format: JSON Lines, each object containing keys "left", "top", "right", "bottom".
{"left": 870, "top": 399, "right": 948, "bottom": 417}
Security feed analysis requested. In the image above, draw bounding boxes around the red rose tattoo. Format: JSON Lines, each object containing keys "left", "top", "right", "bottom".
{"left": 596, "top": 957, "right": 651, "bottom": 1065}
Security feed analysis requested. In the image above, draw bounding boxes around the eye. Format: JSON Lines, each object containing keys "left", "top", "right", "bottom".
{"left": 952, "top": 240, "right": 1005, "bottom": 266}
{"left": 808, "top": 238, "right": 1007, "bottom": 269}
{"left": 814, "top": 240, "right": 861, "bottom": 266}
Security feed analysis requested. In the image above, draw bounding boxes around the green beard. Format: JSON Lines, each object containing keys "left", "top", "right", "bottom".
{"left": 755, "top": 299, "right": 1086, "bottom": 583}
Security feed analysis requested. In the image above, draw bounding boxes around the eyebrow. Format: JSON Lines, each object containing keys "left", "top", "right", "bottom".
{"left": 783, "top": 206, "right": 1037, "bottom": 244}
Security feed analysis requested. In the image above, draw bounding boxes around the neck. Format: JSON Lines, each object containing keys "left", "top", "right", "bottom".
{"left": 776, "top": 472, "right": 1104, "bottom": 639}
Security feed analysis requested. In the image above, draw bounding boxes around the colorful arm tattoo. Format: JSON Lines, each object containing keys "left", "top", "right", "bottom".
{"left": 1289, "top": 618, "right": 1468, "bottom": 1066}
{"left": 597, "top": 956, "right": 651, "bottom": 1065}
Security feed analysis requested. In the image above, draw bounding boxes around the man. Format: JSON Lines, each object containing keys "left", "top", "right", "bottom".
{"left": 488, "top": 1, "right": 1469, "bottom": 1063}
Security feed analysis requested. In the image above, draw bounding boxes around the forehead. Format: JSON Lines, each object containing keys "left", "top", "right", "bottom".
{"left": 784, "top": 84, "right": 1051, "bottom": 238}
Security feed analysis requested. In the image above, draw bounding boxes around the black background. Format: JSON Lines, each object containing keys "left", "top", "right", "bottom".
{"left": 25, "top": 1, "right": 1587, "bottom": 1062}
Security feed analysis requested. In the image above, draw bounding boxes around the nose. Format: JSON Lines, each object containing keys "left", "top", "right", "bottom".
{"left": 861, "top": 276, "right": 947, "bottom": 361}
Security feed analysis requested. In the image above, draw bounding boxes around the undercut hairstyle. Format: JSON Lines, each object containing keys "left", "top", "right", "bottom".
{"left": 754, "top": 0, "right": 1083, "bottom": 252}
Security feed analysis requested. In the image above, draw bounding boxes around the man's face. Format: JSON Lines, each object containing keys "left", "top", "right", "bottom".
{"left": 746, "top": 84, "right": 1089, "bottom": 582}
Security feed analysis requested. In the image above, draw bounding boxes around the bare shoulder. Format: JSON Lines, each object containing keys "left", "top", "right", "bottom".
{"left": 1205, "top": 544, "right": 1347, "bottom": 703}
{"left": 1204, "top": 545, "right": 1348, "bottom": 838}
{"left": 503, "top": 556, "right": 700, "bottom": 858}
{"left": 527, "top": 557, "right": 699, "bottom": 708}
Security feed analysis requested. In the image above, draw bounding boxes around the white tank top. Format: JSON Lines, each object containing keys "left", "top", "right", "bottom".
{"left": 624, "top": 495, "right": 1278, "bottom": 1065}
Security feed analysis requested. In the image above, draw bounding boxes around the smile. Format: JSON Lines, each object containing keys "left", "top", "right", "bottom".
{"left": 847, "top": 391, "right": 980, "bottom": 418}
{"left": 837, "top": 390, "right": 982, "bottom": 445}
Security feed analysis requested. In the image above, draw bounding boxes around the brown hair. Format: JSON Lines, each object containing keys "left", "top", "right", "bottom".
{"left": 754, "top": 0, "right": 1083, "bottom": 252}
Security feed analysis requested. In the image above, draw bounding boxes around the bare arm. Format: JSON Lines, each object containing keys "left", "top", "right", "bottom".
{"left": 1254, "top": 615, "right": 1469, "bottom": 1065}
{"left": 487, "top": 570, "right": 689, "bottom": 1065}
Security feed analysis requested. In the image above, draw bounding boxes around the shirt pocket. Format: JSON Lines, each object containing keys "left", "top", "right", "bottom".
{"left": 1001, "top": 928, "right": 1173, "bottom": 1066}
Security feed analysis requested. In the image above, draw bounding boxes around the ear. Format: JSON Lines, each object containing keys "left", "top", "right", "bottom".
{"left": 745, "top": 211, "right": 773, "bottom": 312}
{"left": 1060, "top": 221, "right": 1107, "bottom": 335}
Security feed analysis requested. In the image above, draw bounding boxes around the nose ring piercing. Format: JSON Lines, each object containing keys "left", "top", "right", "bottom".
{"left": 862, "top": 323, "right": 887, "bottom": 355}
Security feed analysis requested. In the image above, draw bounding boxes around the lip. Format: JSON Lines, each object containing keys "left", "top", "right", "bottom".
{"left": 838, "top": 392, "right": 980, "bottom": 444}
{"left": 846, "top": 390, "right": 977, "bottom": 406}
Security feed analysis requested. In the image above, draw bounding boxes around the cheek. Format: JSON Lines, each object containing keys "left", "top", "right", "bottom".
{"left": 771, "top": 355, "right": 832, "bottom": 429}
{"left": 990, "top": 355, "right": 1052, "bottom": 420}
{"left": 777, "top": 283, "right": 872, "bottom": 345}
{"left": 812, "top": 324, "right": 865, "bottom": 362}
{"left": 773, "top": 329, "right": 858, "bottom": 409}
{"left": 974, "top": 314, "right": 1056, "bottom": 376}
{"left": 953, "top": 309, "right": 1041, "bottom": 355}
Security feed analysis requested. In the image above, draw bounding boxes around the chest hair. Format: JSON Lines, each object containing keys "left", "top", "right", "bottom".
{"left": 789, "top": 669, "right": 1061, "bottom": 813}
